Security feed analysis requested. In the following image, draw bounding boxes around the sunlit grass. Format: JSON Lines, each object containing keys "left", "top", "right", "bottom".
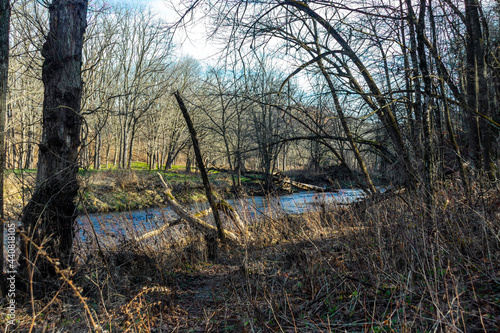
{"left": 6, "top": 168, "right": 37, "bottom": 175}
{"left": 10, "top": 178, "right": 499, "bottom": 331}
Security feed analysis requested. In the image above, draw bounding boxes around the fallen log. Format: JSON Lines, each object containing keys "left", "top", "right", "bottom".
{"left": 132, "top": 218, "right": 182, "bottom": 243}
{"left": 186, "top": 200, "right": 248, "bottom": 237}
{"left": 157, "top": 173, "right": 238, "bottom": 241}
{"left": 130, "top": 199, "right": 248, "bottom": 245}
{"left": 283, "top": 179, "right": 325, "bottom": 191}
{"left": 208, "top": 166, "right": 325, "bottom": 192}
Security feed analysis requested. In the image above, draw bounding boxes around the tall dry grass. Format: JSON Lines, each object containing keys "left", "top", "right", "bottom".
{"left": 2, "top": 180, "right": 499, "bottom": 332}
{"left": 225, "top": 182, "right": 500, "bottom": 332}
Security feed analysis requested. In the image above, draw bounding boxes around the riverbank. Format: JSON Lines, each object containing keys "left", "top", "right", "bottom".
{"left": 5, "top": 166, "right": 359, "bottom": 217}
{"left": 78, "top": 169, "right": 227, "bottom": 213}
{"left": 4, "top": 167, "right": 248, "bottom": 217}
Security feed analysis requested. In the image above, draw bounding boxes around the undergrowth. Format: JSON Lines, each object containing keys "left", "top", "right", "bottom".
{"left": 1, "top": 179, "right": 499, "bottom": 332}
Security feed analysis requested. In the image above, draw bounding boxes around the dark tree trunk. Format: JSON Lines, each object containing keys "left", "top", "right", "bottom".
{"left": 94, "top": 131, "right": 101, "bottom": 170}
{"left": 428, "top": 1, "right": 445, "bottom": 179}
{"left": 0, "top": 0, "right": 10, "bottom": 295}
{"left": 104, "top": 143, "right": 110, "bottom": 169}
{"left": 164, "top": 153, "right": 174, "bottom": 171}
{"left": 235, "top": 150, "right": 243, "bottom": 188}
{"left": 185, "top": 147, "right": 192, "bottom": 173}
{"left": 19, "top": 0, "right": 88, "bottom": 293}
{"left": 416, "top": 0, "right": 436, "bottom": 222}
{"left": 126, "top": 121, "right": 137, "bottom": 169}
{"left": 405, "top": 0, "right": 424, "bottom": 149}
{"left": 464, "top": 0, "right": 486, "bottom": 170}
{"left": 24, "top": 128, "right": 33, "bottom": 169}
{"left": 468, "top": 1, "right": 496, "bottom": 180}
{"left": 174, "top": 92, "right": 226, "bottom": 246}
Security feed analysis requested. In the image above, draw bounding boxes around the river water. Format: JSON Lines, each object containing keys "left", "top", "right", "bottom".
{"left": 76, "top": 189, "right": 365, "bottom": 242}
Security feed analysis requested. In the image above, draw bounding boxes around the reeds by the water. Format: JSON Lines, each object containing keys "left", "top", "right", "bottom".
{"left": 3, "top": 180, "right": 499, "bottom": 332}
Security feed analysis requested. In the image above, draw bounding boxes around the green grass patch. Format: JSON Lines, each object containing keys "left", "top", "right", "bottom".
{"left": 130, "top": 161, "right": 150, "bottom": 170}
{"left": 169, "top": 164, "right": 184, "bottom": 171}
{"left": 161, "top": 172, "right": 199, "bottom": 182}
{"left": 7, "top": 169, "right": 37, "bottom": 175}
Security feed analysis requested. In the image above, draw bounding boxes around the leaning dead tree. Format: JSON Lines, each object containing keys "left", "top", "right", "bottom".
{"left": 173, "top": 91, "right": 227, "bottom": 244}
{"left": 130, "top": 91, "right": 253, "bottom": 251}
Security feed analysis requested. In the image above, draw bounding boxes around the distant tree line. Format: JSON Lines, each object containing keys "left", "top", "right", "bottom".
{"left": 5, "top": 1, "right": 498, "bottom": 192}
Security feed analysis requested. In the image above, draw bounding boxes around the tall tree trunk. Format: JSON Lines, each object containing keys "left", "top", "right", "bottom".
{"left": 428, "top": 1, "right": 445, "bottom": 179}
{"left": 235, "top": 149, "right": 242, "bottom": 188}
{"left": 105, "top": 143, "right": 110, "bottom": 169}
{"left": 399, "top": 4, "right": 417, "bottom": 155}
{"left": 416, "top": 0, "right": 436, "bottom": 219}
{"left": 6, "top": 125, "right": 12, "bottom": 169}
{"left": 405, "top": 0, "right": 424, "bottom": 149}
{"left": 18, "top": 115, "right": 23, "bottom": 169}
{"left": 94, "top": 131, "right": 101, "bottom": 170}
{"left": 185, "top": 146, "right": 192, "bottom": 173}
{"left": 464, "top": 0, "right": 485, "bottom": 171}
{"left": 24, "top": 127, "right": 33, "bottom": 169}
{"left": 0, "top": 0, "right": 10, "bottom": 295}
{"left": 20, "top": 0, "right": 88, "bottom": 293}
{"left": 127, "top": 122, "right": 136, "bottom": 169}
{"left": 120, "top": 121, "right": 129, "bottom": 169}
{"left": 467, "top": 0, "right": 496, "bottom": 180}
{"left": 164, "top": 152, "right": 174, "bottom": 171}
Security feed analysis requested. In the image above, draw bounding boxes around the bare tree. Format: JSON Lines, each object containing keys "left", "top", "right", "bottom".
{"left": 195, "top": 66, "right": 252, "bottom": 190}
{"left": 4, "top": 1, "right": 44, "bottom": 171}
{"left": 0, "top": 0, "right": 10, "bottom": 291}
{"left": 111, "top": 6, "right": 173, "bottom": 169}
{"left": 20, "top": 0, "right": 88, "bottom": 292}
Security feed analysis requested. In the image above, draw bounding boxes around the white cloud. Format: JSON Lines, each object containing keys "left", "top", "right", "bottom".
{"left": 104, "top": 0, "right": 219, "bottom": 62}
{"left": 128, "top": 0, "right": 220, "bottom": 62}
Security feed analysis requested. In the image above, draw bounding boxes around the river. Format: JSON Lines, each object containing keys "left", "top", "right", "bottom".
{"left": 76, "top": 189, "right": 366, "bottom": 243}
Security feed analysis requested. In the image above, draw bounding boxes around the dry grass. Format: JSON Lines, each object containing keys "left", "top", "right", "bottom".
{"left": 4, "top": 171, "right": 36, "bottom": 219}
{"left": 1, "top": 180, "right": 499, "bottom": 332}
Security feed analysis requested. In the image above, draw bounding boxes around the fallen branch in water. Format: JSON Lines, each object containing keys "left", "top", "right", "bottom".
{"left": 132, "top": 218, "right": 182, "bottom": 243}
{"left": 218, "top": 199, "right": 249, "bottom": 238}
{"left": 130, "top": 204, "right": 233, "bottom": 244}
{"left": 157, "top": 173, "right": 238, "bottom": 242}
